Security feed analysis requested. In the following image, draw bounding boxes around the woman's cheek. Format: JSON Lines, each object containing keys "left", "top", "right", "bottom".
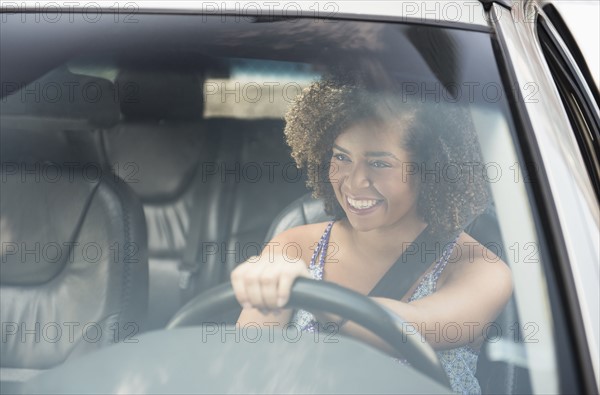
{"left": 328, "top": 161, "right": 343, "bottom": 185}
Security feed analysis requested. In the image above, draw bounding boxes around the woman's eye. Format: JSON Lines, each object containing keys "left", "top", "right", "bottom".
{"left": 370, "top": 161, "right": 390, "bottom": 168}
{"left": 333, "top": 153, "right": 349, "bottom": 162}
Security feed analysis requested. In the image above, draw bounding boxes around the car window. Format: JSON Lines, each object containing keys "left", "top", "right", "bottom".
{"left": 0, "top": 11, "right": 574, "bottom": 394}
{"left": 204, "top": 59, "right": 318, "bottom": 119}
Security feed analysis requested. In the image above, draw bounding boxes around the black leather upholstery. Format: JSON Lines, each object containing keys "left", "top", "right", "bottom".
{"left": 0, "top": 129, "right": 148, "bottom": 371}
{"left": 0, "top": 69, "right": 148, "bottom": 391}
{"left": 117, "top": 70, "right": 204, "bottom": 122}
{"left": 100, "top": 69, "right": 211, "bottom": 329}
{"left": 102, "top": 118, "right": 310, "bottom": 328}
{"left": 0, "top": 66, "right": 119, "bottom": 128}
{"left": 264, "top": 193, "right": 333, "bottom": 242}
{"left": 101, "top": 69, "right": 310, "bottom": 329}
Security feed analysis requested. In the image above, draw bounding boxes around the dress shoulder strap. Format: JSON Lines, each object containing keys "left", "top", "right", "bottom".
{"left": 431, "top": 236, "right": 460, "bottom": 288}
{"left": 308, "top": 221, "right": 335, "bottom": 280}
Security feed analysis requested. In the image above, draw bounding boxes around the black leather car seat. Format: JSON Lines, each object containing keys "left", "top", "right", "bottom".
{"left": 101, "top": 70, "right": 310, "bottom": 329}
{"left": 264, "top": 193, "right": 530, "bottom": 394}
{"left": 0, "top": 71, "right": 149, "bottom": 391}
{"left": 100, "top": 69, "right": 215, "bottom": 330}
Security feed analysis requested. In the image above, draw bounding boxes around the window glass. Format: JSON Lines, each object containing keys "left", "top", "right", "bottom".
{"left": 0, "top": 13, "right": 568, "bottom": 394}
{"left": 204, "top": 59, "right": 318, "bottom": 119}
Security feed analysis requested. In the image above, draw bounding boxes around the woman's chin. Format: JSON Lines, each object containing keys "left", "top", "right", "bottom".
{"left": 344, "top": 214, "right": 384, "bottom": 232}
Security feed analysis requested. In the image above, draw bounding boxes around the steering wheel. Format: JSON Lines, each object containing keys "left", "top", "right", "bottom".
{"left": 167, "top": 278, "right": 450, "bottom": 388}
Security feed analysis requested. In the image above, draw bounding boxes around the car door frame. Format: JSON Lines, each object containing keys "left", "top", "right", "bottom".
{"left": 490, "top": 1, "right": 599, "bottom": 393}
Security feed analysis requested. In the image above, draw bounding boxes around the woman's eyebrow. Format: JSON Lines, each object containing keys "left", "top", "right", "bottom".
{"left": 333, "top": 144, "right": 400, "bottom": 160}
{"left": 332, "top": 144, "right": 350, "bottom": 154}
{"left": 365, "top": 151, "right": 400, "bottom": 160}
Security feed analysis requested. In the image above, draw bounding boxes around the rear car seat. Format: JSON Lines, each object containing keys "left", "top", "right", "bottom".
{"left": 0, "top": 70, "right": 148, "bottom": 392}
{"left": 101, "top": 69, "right": 309, "bottom": 329}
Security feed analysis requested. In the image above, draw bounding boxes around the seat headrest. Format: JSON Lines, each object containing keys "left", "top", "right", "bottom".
{"left": 0, "top": 128, "right": 100, "bottom": 164}
{"left": 116, "top": 70, "right": 204, "bottom": 121}
{"left": 0, "top": 66, "right": 119, "bottom": 128}
{"left": 264, "top": 194, "right": 333, "bottom": 242}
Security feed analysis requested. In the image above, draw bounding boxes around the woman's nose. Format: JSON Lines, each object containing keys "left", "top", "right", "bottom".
{"left": 348, "top": 163, "right": 371, "bottom": 189}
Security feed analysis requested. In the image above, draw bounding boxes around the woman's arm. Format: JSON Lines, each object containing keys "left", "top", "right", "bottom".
{"left": 231, "top": 229, "right": 513, "bottom": 355}
{"left": 335, "top": 253, "right": 513, "bottom": 353}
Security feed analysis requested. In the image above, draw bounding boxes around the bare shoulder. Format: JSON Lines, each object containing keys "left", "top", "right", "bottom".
{"left": 269, "top": 222, "right": 333, "bottom": 244}
{"left": 264, "top": 222, "right": 333, "bottom": 266}
{"left": 442, "top": 232, "right": 513, "bottom": 289}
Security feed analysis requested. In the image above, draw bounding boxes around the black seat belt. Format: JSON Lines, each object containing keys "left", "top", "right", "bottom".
{"left": 368, "top": 228, "right": 458, "bottom": 301}
{"left": 179, "top": 168, "right": 209, "bottom": 292}
{"left": 179, "top": 133, "right": 221, "bottom": 295}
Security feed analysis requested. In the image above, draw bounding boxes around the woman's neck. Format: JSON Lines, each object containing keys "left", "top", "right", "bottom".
{"left": 342, "top": 216, "right": 428, "bottom": 262}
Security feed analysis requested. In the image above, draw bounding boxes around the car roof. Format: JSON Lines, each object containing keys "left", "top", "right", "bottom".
{"left": 8, "top": 1, "right": 491, "bottom": 28}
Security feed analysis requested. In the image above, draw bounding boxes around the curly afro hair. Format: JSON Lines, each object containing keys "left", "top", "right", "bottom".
{"left": 284, "top": 76, "right": 489, "bottom": 239}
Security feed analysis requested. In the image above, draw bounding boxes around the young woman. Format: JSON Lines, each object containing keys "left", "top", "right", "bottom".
{"left": 231, "top": 77, "right": 513, "bottom": 394}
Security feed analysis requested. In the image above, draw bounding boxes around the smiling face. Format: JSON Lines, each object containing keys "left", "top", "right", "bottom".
{"left": 329, "top": 119, "right": 424, "bottom": 233}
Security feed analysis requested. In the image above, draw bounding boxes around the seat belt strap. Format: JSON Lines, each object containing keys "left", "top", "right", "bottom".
{"left": 179, "top": 167, "right": 210, "bottom": 290}
{"left": 368, "top": 229, "right": 458, "bottom": 301}
{"left": 179, "top": 132, "right": 221, "bottom": 291}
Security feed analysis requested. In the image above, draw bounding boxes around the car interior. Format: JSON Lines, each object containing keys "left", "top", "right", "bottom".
{"left": 0, "top": 14, "right": 537, "bottom": 394}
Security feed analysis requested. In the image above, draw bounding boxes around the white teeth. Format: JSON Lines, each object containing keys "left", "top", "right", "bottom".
{"left": 347, "top": 197, "right": 379, "bottom": 210}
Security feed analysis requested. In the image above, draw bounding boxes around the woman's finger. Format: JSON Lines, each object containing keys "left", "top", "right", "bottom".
{"left": 243, "top": 262, "right": 268, "bottom": 308}
{"left": 276, "top": 260, "right": 310, "bottom": 308}
{"left": 231, "top": 260, "right": 252, "bottom": 309}
{"left": 259, "top": 263, "right": 283, "bottom": 309}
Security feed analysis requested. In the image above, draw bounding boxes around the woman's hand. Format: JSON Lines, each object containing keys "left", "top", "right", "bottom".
{"left": 231, "top": 255, "right": 311, "bottom": 312}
